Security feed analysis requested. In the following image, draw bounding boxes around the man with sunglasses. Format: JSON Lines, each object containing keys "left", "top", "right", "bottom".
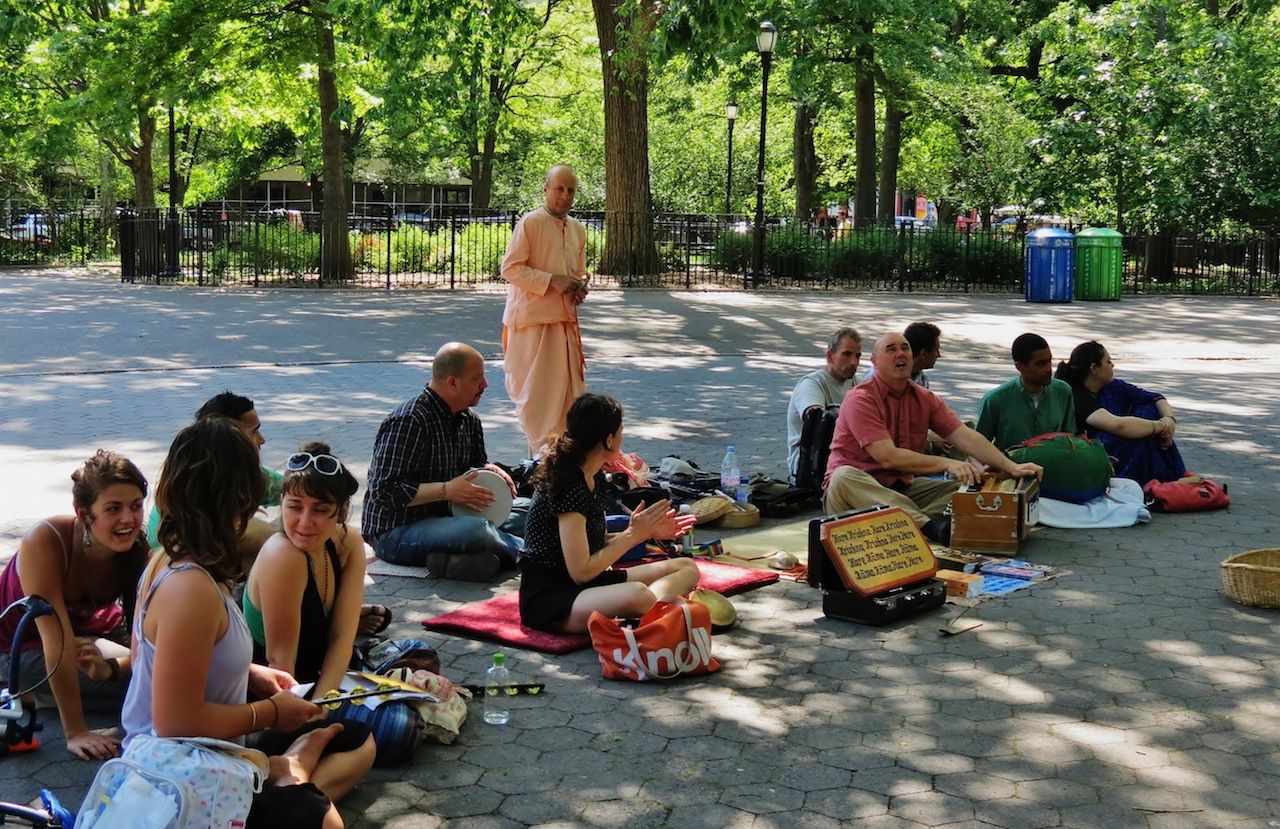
{"left": 362, "top": 342, "right": 524, "bottom": 581}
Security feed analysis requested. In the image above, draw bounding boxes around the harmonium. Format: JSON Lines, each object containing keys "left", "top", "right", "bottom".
{"left": 949, "top": 474, "right": 1040, "bottom": 555}
{"left": 807, "top": 505, "right": 946, "bottom": 626}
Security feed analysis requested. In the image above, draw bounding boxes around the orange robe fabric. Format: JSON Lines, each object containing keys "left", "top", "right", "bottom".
{"left": 500, "top": 206, "right": 588, "bottom": 455}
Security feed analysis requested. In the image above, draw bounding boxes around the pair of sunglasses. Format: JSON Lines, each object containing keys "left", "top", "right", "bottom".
{"left": 286, "top": 452, "right": 342, "bottom": 475}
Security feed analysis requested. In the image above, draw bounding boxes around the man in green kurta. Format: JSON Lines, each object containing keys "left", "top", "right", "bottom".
{"left": 975, "top": 333, "right": 1077, "bottom": 452}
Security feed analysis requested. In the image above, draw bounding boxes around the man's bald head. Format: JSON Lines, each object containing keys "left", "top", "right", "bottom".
{"left": 545, "top": 164, "right": 576, "bottom": 184}
{"left": 871, "top": 333, "right": 914, "bottom": 386}
{"left": 872, "top": 333, "right": 908, "bottom": 356}
{"left": 432, "top": 342, "right": 483, "bottom": 384}
{"left": 430, "top": 342, "right": 489, "bottom": 412}
{"left": 543, "top": 165, "right": 578, "bottom": 218}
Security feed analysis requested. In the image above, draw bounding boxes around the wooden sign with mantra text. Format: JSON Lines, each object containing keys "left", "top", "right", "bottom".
{"left": 818, "top": 507, "right": 937, "bottom": 596}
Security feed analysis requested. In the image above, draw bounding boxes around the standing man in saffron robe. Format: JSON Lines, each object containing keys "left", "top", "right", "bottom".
{"left": 500, "top": 164, "right": 590, "bottom": 456}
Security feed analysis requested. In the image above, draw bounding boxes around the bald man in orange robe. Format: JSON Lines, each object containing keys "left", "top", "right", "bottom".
{"left": 500, "top": 164, "right": 589, "bottom": 456}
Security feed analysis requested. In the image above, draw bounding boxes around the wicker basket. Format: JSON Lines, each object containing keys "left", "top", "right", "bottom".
{"left": 1220, "top": 549, "right": 1280, "bottom": 608}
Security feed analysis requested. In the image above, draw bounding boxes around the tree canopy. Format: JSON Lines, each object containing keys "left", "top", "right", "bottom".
{"left": 2, "top": 0, "right": 1278, "bottom": 234}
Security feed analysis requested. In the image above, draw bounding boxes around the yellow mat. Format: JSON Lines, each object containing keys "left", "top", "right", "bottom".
{"left": 709, "top": 517, "right": 813, "bottom": 569}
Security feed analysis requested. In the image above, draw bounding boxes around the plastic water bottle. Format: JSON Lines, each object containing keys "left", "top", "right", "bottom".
{"left": 736, "top": 475, "right": 752, "bottom": 504}
{"left": 484, "top": 653, "right": 511, "bottom": 725}
{"left": 679, "top": 505, "right": 694, "bottom": 552}
{"left": 721, "top": 445, "right": 740, "bottom": 494}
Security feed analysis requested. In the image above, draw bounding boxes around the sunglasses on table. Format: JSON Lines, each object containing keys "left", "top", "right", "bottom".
{"left": 286, "top": 452, "right": 343, "bottom": 475}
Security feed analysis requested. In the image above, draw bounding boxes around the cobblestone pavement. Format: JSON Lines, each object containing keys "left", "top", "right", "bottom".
{"left": 2, "top": 267, "right": 1279, "bottom": 828}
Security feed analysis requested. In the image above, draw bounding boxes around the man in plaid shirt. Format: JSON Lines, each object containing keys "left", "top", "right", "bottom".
{"left": 362, "top": 342, "right": 523, "bottom": 581}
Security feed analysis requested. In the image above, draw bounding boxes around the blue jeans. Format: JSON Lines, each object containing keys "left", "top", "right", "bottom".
{"left": 373, "top": 513, "right": 525, "bottom": 567}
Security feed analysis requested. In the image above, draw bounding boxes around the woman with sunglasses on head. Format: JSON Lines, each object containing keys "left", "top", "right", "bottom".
{"left": 518, "top": 393, "right": 699, "bottom": 634}
{"left": 0, "top": 451, "right": 149, "bottom": 761}
{"left": 121, "top": 418, "right": 374, "bottom": 829}
{"left": 243, "top": 444, "right": 371, "bottom": 697}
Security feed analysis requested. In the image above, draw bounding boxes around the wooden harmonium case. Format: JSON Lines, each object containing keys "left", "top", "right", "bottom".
{"left": 807, "top": 505, "right": 946, "bottom": 627}
{"left": 949, "top": 474, "right": 1040, "bottom": 555}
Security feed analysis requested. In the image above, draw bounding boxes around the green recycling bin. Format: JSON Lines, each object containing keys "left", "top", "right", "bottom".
{"left": 1075, "top": 227, "right": 1123, "bottom": 300}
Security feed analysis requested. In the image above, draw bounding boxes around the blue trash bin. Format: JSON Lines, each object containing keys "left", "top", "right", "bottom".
{"left": 1025, "top": 227, "right": 1075, "bottom": 303}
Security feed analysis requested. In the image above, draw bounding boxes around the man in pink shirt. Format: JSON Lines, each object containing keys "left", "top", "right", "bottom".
{"left": 824, "top": 332, "right": 1042, "bottom": 542}
{"left": 500, "top": 165, "right": 590, "bottom": 455}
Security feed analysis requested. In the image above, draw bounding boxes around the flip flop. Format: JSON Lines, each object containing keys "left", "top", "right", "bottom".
{"left": 358, "top": 604, "right": 392, "bottom": 636}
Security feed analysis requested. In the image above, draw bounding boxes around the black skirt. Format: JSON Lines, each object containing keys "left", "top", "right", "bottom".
{"left": 518, "top": 565, "right": 628, "bottom": 632}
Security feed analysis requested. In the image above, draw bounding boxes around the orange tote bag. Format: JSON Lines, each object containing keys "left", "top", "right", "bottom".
{"left": 587, "top": 598, "right": 721, "bottom": 681}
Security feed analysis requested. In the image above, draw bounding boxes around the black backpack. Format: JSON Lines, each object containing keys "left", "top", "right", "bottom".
{"left": 795, "top": 405, "right": 841, "bottom": 491}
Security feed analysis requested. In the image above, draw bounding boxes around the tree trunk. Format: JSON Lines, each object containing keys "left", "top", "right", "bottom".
{"left": 878, "top": 101, "right": 906, "bottom": 224}
{"left": 469, "top": 74, "right": 500, "bottom": 210}
{"left": 98, "top": 145, "right": 116, "bottom": 256}
{"left": 1115, "top": 121, "right": 1126, "bottom": 234}
{"left": 853, "top": 27, "right": 877, "bottom": 227}
{"left": 131, "top": 106, "right": 157, "bottom": 209}
{"left": 313, "top": 0, "right": 352, "bottom": 281}
{"left": 469, "top": 126, "right": 497, "bottom": 210}
{"left": 793, "top": 103, "right": 817, "bottom": 221}
{"left": 591, "top": 0, "right": 659, "bottom": 277}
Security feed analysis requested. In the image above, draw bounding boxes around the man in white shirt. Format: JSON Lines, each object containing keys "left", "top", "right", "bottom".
{"left": 786, "top": 327, "right": 861, "bottom": 482}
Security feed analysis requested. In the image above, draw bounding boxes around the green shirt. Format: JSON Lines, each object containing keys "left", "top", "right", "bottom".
{"left": 144, "top": 465, "right": 284, "bottom": 550}
{"left": 975, "top": 378, "right": 1077, "bottom": 452}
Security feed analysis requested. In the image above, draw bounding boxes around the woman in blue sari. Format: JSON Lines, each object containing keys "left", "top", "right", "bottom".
{"left": 1055, "top": 341, "right": 1187, "bottom": 483}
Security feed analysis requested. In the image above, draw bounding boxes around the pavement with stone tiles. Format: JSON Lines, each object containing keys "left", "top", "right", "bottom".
{"left": 2, "top": 266, "right": 1279, "bottom": 828}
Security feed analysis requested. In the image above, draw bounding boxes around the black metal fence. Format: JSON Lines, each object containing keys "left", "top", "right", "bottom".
{"left": 0, "top": 209, "right": 116, "bottom": 267}
{"left": 15, "top": 205, "right": 1278, "bottom": 295}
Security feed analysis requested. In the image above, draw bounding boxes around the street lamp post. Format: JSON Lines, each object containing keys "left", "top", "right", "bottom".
{"left": 166, "top": 104, "right": 180, "bottom": 278}
{"left": 750, "top": 21, "right": 778, "bottom": 289}
{"left": 725, "top": 101, "right": 738, "bottom": 216}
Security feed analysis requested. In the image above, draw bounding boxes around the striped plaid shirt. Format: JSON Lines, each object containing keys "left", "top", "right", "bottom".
{"left": 361, "top": 386, "right": 488, "bottom": 542}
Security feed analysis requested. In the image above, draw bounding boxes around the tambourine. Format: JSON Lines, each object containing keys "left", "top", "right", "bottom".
{"left": 451, "top": 468, "right": 514, "bottom": 525}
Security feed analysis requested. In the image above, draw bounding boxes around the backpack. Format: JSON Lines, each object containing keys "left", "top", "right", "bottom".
{"left": 795, "top": 405, "right": 840, "bottom": 491}
{"left": 362, "top": 637, "right": 441, "bottom": 676}
{"left": 330, "top": 698, "right": 425, "bottom": 767}
{"left": 748, "top": 477, "right": 819, "bottom": 518}
{"left": 1007, "top": 432, "right": 1111, "bottom": 503}
{"left": 79, "top": 735, "right": 268, "bottom": 829}
{"left": 1143, "top": 477, "right": 1230, "bottom": 513}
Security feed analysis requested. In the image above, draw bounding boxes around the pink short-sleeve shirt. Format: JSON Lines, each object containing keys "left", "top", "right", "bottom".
{"left": 824, "top": 373, "right": 963, "bottom": 488}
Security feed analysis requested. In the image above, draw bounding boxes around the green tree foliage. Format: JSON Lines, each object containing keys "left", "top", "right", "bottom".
{"left": 2, "top": 0, "right": 1280, "bottom": 241}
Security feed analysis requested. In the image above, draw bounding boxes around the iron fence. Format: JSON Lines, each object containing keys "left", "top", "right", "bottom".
{"left": 1123, "top": 233, "right": 1280, "bottom": 295}
{"left": 0, "top": 209, "right": 116, "bottom": 267}
{"left": 103, "top": 207, "right": 1280, "bottom": 295}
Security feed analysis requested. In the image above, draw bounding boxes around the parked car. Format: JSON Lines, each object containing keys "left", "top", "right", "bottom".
{"left": 393, "top": 211, "right": 429, "bottom": 227}
{"left": 351, "top": 213, "right": 399, "bottom": 233}
{"left": 9, "top": 214, "right": 54, "bottom": 242}
{"left": 255, "top": 206, "right": 306, "bottom": 228}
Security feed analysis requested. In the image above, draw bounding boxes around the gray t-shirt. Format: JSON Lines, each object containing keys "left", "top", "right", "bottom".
{"left": 786, "top": 368, "right": 854, "bottom": 480}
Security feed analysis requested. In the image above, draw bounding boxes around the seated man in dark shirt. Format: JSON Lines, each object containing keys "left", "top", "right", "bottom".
{"left": 362, "top": 342, "right": 523, "bottom": 581}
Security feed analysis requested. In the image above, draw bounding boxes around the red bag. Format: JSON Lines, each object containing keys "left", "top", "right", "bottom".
{"left": 1143, "top": 476, "right": 1230, "bottom": 512}
{"left": 588, "top": 598, "right": 721, "bottom": 681}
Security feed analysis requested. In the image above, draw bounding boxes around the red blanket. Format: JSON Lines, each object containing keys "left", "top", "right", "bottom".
{"left": 422, "top": 558, "right": 779, "bottom": 654}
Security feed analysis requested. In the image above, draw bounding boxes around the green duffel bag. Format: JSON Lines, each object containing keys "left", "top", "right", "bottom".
{"left": 1008, "top": 432, "right": 1112, "bottom": 503}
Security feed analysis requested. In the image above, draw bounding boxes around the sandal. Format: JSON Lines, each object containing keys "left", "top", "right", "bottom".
{"left": 358, "top": 604, "right": 392, "bottom": 636}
